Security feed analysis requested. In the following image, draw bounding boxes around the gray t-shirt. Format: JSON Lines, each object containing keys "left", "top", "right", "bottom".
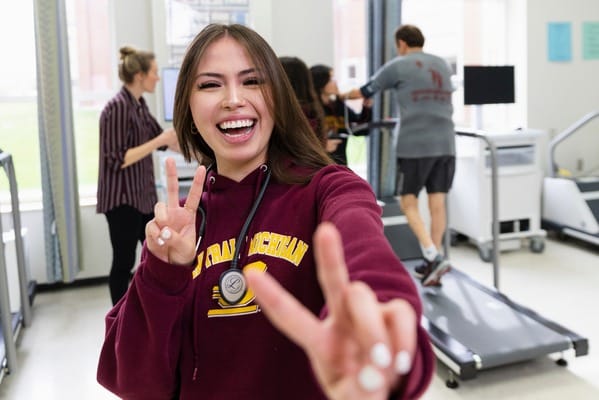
{"left": 361, "top": 51, "right": 455, "bottom": 158}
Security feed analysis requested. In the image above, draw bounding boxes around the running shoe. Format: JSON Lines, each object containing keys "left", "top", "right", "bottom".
{"left": 413, "top": 261, "right": 430, "bottom": 278}
{"left": 421, "top": 255, "right": 451, "bottom": 287}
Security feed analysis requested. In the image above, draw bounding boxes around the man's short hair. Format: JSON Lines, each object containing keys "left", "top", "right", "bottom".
{"left": 395, "top": 24, "right": 425, "bottom": 47}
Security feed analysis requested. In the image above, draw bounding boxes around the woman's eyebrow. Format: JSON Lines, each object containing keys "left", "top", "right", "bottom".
{"left": 239, "top": 68, "right": 259, "bottom": 76}
{"left": 196, "top": 72, "right": 222, "bottom": 79}
{"left": 195, "top": 68, "right": 259, "bottom": 80}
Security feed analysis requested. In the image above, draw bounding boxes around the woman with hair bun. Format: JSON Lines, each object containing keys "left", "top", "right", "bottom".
{"left": 97, "top": 46, "right": 180, "bottom": 305}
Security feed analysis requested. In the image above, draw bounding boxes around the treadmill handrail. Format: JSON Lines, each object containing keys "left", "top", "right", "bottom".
{"left": 0, "top": 152, "right": 32, "bottom": 326}
{"left": 348, "top": 119, "right": 399, "bottom": 135}
{"left": 548, "top": 110, "right": 599, "bottom": 177}
{"left": 455, "top": 129, "right": 501, "bottom": 290}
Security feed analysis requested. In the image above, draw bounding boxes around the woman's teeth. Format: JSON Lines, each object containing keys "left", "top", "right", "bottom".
{"left": 218, "top": 119, "right": 254, "bottom": 130}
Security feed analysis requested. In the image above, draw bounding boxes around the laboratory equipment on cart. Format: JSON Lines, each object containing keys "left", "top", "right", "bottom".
{"left": 448, "top": 128, "right": 547, "bottom": 261}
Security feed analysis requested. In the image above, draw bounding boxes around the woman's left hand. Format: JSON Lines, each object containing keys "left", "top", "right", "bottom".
{"left": 245, "top": 222, "right": 417, "bottom": 400}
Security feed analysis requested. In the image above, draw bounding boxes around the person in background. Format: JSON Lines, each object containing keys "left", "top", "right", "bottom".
{"left": 279, "top": 56, "right": 341, "bottom": 154}
{"left": 348, "top": 24, "right": 456, "bottom": 286}
{"left": 96, "top": 46, "right": 180, "bottom": 305}
{"left": 97, "top": 23, "right": 434, "bottom": 400}
{"left": 310, "top": 64, "right": 373, "bottom": 166}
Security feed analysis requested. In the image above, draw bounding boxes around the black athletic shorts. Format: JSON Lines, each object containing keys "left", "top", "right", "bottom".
{"left": 395, "top": 156, "right": 456, "bottom": 196}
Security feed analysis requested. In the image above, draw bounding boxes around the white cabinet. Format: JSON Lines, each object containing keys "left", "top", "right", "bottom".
{"left": 449, "top": 129, "right": 547, "bottom": 260}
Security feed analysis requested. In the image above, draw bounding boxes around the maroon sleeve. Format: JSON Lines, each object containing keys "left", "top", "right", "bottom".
{"left": 315, "top": 166, "right": 435, "bottom": 399}
{"left": 96, "top": 246, "right": 193, "bottom": 399}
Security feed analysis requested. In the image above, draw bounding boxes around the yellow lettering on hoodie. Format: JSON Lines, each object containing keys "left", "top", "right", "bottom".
{"left": 192, "top": 251, "right": 205, "bottom": 279}
{"left": 206, "top": 238, "right": 235, "bottom": 267}
{"left": 192, "top": 238, "right": 236, "bottom": 280}
{"left": 248, "top": 232, "right": 309, "bottom": 266}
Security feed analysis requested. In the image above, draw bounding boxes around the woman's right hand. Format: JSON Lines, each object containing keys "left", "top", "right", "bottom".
{"left": 246, "top": 223, "right": 417, "bottom": 400}
{"left": 145, "top": 158, "right": 206, "bottom": 266}
{"left": 161, "top": 127, "right": 180, "bottom": 151}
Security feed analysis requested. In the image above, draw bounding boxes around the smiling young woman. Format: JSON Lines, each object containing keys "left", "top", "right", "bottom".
{"left": 97, "top": 23, "right": 434, "bottom": 400}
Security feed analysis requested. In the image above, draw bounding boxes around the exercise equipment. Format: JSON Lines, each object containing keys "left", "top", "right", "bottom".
{"left": 0, "top": 150, "right": 34, "bottom": 383}
{"left": 542, "top": 110, "right": 599, "bottom": 246}
{"left": 381, "top": 131, "right": 589, "bottom": 388}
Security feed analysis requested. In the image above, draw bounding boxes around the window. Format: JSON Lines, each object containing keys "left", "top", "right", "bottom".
{"left": 166, "top": 0, "right": 250, "bottom": 66}
{"left": 0, "top": 0, "right": 39, "bottom": 207}
{"left": 332, "top": 0, "right": 515, "bottom": 135}
{"left": 65, "top": 0, "right": 113, "bottom": 200}
{"left": 332, "top": 0, "right": 368, "bottom": 175}
{"left": 0, "top": 0, "right": 113, "bottom": 206}
{"left": 402, "top": 0, "right": 513, "bottom": 130}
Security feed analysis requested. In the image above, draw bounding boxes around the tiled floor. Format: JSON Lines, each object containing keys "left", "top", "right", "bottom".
{"left": 0, "top": 235, "right": 597, "bottom": 399}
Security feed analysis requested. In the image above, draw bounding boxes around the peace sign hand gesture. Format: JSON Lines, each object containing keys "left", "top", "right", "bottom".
{"left": 146, "top": 157, "right": 206, "bottom": 266}
{"left": 245, "top": 222, "right": 417, "bottom": 400}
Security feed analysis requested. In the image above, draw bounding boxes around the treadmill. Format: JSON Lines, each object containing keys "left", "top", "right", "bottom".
{"left": 0, "top": 150, "right": 35, "bottom": 383}
{"left": 542, "top": 110, "right": 599, "bottom": 247}
{"left": 380, "top": 131, "right": 589, "bottom": 388}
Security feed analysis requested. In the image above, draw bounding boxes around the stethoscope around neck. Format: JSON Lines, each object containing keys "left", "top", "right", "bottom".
{"left": 194, "top": 164, "right": 271, "bottom": 305}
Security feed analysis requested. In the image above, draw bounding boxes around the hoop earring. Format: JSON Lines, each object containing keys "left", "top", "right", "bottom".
{"left": 191, "top": 122, "right": 199, "bottom": 135}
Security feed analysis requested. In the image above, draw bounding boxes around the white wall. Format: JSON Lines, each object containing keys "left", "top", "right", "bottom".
{"left": 110, "top": 0, "right": 158, "bottom": 114}
{"left": 260, "top": 0, "right": 334, "bottom": 67}
{"left": 1, "top": 206, "right": 112, "bottom": 285}
{"left": 526, "top": 0, "right": 599, "bottom": 175}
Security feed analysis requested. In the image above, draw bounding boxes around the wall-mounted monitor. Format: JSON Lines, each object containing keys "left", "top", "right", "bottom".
{"left": 463, "top": 65, "right": 515, "bottom": 105}
{"left": 162, "top": 67, "right": 179, "bottom": 122}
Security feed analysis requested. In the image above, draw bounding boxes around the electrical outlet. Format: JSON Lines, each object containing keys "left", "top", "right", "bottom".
{"left": 576, "top": 158, "right": 584, "bottom": 171}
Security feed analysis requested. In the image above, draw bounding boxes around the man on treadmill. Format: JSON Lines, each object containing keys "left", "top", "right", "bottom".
{"left": 349, "top": 24, "right": 456, "bottom": 286}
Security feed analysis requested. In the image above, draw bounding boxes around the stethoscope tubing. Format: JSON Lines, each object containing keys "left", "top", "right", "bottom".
{"left": 193, "top": 166, "right": 272, "bottom": 271}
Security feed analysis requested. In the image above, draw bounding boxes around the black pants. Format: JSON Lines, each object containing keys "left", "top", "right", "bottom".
{"left": 105, "top": 205, "right": 153, "bottom": 305}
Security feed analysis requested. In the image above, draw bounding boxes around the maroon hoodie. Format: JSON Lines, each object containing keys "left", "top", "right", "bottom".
{"left": 97, "top": 164, "right": 434, "bottom": 399}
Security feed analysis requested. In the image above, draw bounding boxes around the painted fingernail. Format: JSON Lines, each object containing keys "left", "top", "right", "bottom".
{"left": 395, "top": 351, "right": 412, "bottom": 375}
{"left": 157, "top": 237, "right": 165, "bottom": 246}
{"left": 161, "top": 228, "right": 172, "bottom": 240}
{"left": 358, "top": 365, "right": 384, "bottom": 392}
{"left": 370, "top": 342, "right": 391, "bottom": 368}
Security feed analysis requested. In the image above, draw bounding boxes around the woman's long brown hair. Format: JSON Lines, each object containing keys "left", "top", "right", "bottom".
{"left": 173, "top": 23, "right": 333, "bottom": 184}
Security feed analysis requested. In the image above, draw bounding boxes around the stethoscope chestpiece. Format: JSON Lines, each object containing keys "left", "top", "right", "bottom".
{"left": 218, "top": 269, "right": 247, "bottom": 305}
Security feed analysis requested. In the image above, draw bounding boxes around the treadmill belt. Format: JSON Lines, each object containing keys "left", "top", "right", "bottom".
{"left": 405, "top": 260, "right": 572, "bottom": 369}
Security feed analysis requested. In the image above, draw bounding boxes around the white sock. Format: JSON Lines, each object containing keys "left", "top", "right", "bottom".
{"left": 423, "top": 245, "right": 439, "bottom": 262}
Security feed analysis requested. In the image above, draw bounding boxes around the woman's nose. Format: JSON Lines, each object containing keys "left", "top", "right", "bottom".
{"left": 222, "top": 86, "right": 245, "bottom": 109}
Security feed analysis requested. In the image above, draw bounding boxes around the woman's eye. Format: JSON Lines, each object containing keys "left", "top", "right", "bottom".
{"left": 244, "top": 77, "right": 263, "bottom": 86}
{"left": 197, "top": 82, "right": 220, "bottom": 90}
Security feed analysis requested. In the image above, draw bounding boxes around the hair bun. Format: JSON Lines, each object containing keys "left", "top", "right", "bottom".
{"left": 119, "top": 46, "right": 136, "bottom": 60}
